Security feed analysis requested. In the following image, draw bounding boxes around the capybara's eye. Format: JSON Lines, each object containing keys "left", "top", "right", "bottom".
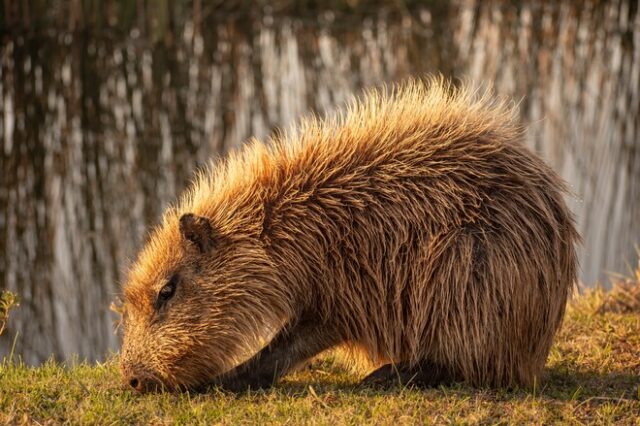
{"left": 155, "top": 275, "right": 178, "bottom": 309}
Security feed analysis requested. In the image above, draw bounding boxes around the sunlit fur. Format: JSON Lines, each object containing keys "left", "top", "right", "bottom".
{"left": 120, "top": 76, "right": 579, "bottom": 390}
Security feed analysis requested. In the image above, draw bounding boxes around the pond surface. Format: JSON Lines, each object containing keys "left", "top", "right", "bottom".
{"left": 1, "top": 0, "right": 639, "bottom": 363}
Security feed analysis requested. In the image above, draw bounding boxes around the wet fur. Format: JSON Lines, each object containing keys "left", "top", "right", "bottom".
{"left": 120, "top": 77, "right": 579, "bottom": 391}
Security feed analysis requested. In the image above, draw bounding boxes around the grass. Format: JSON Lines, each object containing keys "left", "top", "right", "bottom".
{"left": 0, "top": 291, "right": 19, "bottom": 337}
{"left": 1, "top": 282, "right": 639, "bottom": 425}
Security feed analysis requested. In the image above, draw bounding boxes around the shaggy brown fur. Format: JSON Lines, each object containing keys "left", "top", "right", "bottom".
{"left": 120, "top": 77, "right": 579, "bottom": 393}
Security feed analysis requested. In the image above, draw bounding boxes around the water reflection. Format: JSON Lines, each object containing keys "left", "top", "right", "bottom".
{"left": 1, "top": 1, "right": 638, "bottom": 363}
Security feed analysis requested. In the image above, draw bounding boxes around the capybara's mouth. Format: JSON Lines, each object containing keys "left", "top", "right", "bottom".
{"left": 123, "top": 371, "right": 211, "bottom": 394}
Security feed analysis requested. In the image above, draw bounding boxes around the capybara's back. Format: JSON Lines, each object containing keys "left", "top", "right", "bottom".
{"left": 120, "top": 77, "right": 579, "bottom": 392}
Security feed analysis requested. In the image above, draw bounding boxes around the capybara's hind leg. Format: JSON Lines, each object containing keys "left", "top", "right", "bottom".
{"left": 360, "top": 360, "right": 458, "bottom": 389}
{"left": 217, "top": 320, "right": 340, "bottom": 392}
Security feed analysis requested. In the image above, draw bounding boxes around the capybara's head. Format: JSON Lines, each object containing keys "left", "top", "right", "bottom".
{"left": 120, "top": 210, "right": 283, "bottom": 392}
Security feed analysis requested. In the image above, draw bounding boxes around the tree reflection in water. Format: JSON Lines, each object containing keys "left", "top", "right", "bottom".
{"left": 1, "top": 0, "right": 638, "bottom": 364}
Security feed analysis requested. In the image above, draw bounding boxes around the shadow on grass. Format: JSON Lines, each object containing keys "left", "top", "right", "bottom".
{"left": 203, "top": 363, "right": 639, "bottom": 404}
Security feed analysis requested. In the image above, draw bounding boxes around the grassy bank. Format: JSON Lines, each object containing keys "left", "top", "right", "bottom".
{"left": 1, "top": 283, "right": 639, "bottom": 425}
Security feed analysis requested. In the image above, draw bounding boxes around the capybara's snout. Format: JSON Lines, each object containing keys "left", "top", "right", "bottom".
{"left": 121, "top": 361, "right": 163, "bottom": 393}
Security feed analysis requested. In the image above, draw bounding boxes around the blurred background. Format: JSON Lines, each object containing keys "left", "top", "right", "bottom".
{"left": 0, "top": 0, "right": 638, "bottom": 365}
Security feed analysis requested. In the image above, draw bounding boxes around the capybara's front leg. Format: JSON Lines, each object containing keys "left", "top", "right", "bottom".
{"left": 360, "top": 360, "right": 459, "bottom": 389}
{"left": 217, "top": 320, "right": 340, "bottom": 392}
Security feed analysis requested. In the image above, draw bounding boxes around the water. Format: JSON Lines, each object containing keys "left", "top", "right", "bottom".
{"left": 1, "top": 1, "right": 638, "bottom": 364}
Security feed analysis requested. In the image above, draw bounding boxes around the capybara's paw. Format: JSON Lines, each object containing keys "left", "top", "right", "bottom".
{"left": 359, "top": 364, "right": 404, "bottom": 389}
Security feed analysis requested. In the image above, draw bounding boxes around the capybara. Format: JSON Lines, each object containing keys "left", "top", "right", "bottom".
{"left": 120, "top": 77, "right": 579, "bottom": 392}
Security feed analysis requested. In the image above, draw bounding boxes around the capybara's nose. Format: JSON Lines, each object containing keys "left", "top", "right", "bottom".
{"left": 126, "top": 374, "right": 159, "bottom": 392}
{"left": 122, "top": 360, "right": 160, "bottom": 392}
{"left": 129, "top": 377, "right": 140, "bottom": 391}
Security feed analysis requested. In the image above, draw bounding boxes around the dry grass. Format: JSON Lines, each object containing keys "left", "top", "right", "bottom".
{"left": 597, "top": 256, "right": 640, "bottom": 314}
{"left": 0, "top": 291, "right": 19, "bottom": 337}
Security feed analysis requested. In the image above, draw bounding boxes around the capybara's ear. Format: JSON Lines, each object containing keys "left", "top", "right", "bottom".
{"left": 179, "top": 213, "right": 216, "bottom": 253}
